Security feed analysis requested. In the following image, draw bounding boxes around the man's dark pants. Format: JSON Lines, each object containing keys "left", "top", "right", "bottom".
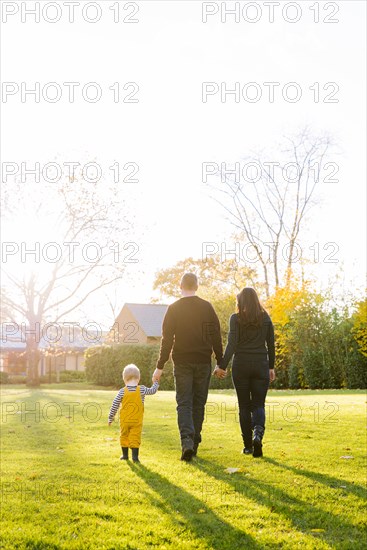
{"left": 173, "top": 363, "right": 212, "bottom": 446}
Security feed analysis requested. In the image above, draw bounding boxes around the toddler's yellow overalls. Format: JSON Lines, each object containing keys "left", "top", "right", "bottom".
{"left": 119, "top": 386, "right": 144, "bottom": 448}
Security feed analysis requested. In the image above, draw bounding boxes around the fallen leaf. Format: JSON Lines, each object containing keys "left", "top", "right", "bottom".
{"left": 224, "top": 467, "right": 240, "bottom": 474}
{"left": 311, "top": 529, "right": 325, "bottom": 533}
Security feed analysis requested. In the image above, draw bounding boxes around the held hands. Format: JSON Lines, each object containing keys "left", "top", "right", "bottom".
{"left": 212, "top": 366, "right": 227, "bottom": 379}
{"left": 152, "top": 368, "right": 163, "bottom": 384}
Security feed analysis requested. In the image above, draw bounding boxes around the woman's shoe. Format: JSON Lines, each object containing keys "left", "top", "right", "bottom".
{"left": 252, "top": 426, "right": 264, "bottom": 458}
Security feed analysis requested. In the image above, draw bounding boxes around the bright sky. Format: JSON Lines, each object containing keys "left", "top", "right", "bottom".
{"left": 1, "top": 0, "right": 366, "bottom": 328}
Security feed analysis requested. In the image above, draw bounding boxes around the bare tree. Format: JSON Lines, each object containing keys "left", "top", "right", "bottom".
{"left": 211, "top": 128, "right": 335, "bottom": 296}
{"left": 1, "top": 164, "right": 131, "bottom": 385}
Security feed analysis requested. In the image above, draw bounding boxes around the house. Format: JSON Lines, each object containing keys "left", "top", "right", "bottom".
{"left": 0, "top": 326, "right": 107, "bottom": 376}
{"left": 0, "top": 332, "right": 27, "bottom": 374}
{"left": 38, "top": 328, "right": 107, "bottom": 375}
{"left": 108, "top": 303, "right": 168, "bottom": 345}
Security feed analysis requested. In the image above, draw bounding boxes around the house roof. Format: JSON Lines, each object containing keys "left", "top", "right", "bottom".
{"left": 123, "top": 303, "right": 168, "bottom": 337}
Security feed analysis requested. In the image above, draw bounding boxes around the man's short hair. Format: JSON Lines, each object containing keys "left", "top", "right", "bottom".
{"left": 181, "top": 273, "right": 198, "bottom": 291}
{"left": 123, "top": 364, "right": 140, "bottom": 382}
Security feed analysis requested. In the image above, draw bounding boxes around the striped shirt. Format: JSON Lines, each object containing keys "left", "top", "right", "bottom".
{"left": 108, "top": 382, "right": 159, "bottom": 422}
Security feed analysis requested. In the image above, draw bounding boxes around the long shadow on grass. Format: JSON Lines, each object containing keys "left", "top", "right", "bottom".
{"left": 263, "top": 457, "right": 367, "bottom": 500}
{"left": 193, "top": 457, "right": 364, "bottom": 548}
{"left": 128, "top": 462, "right": 262, "bottom": 550}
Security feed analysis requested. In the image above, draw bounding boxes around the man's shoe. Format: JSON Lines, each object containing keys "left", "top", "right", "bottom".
{"left": 181, "top": 448, "right": 194, "bottom": 461}
{"left": 181, "top": 438, "right": 194, "bottom": 462}
{"left": 192, "top": 442, "right": 199, "bottom": 457}
{"left": 243, "top": 447, "right": 253, "bottom": 455}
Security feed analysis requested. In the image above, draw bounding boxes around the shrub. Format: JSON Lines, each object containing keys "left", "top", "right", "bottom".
{"left": 0, "top": 372, "right": 9, "bottom": 384}
{"left": 39, "top": 371, "right": 87, "bottom": 383}
{"left": 85, "top": 344, "right": 173, "bottom": 389}
{"left": 288, "top": 363, "right": 301, "bottom": 389}
{"left": 60, "top": 370, "right": 86, "bottom": 382}
{"left": 6, "top": 374, "right": 27, "bottom": 384}
{"left": 344, "top": 345, "right": 367, "bottom": 389}
{"left": 85, "top": 344, "right": 234, "bottom": 391}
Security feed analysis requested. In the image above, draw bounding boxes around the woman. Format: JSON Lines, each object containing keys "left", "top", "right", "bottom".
{"left": 214, "top": 288, "right": 275, "bottom": 457}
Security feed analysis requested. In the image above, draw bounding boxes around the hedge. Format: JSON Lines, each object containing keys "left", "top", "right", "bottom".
{"left": 0, "top": 372, "right": 9, "bottom": 384}
{"left": 39, "top": 371, "right": 87, "bottom": 383}
{"left": 84, "top": 344, "right": 234, "bottom": 390}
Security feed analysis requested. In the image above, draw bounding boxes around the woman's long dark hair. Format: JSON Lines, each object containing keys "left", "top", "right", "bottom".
{"left": 237, "top": 287, "right": 266, "bottom": 327}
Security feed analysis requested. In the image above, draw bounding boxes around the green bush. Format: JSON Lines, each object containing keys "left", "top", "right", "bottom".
{"left": 6, "top": 374, "right": 27, "bottom": 384}
{"left": 39, "top": 371, "right": 87, "bottom": 383}
{"left": 85, "top": 344, "right": 174, "bottom": 389}
{"left": 60, "top": 370, "right": 86, "bottom": 382}
{"left": 40, "top": 373, "right": 57, "bottom": 383}
{"left": 288, "top": 363, "right": 301, "bottom": 389}
{"left": 85, "top": 344, "right": 235, "bottom": 391}
{"left": 0, "top": 371, "right": 9, "bottom": 384}
{"left": 344, "top": 346, "right": 367, "bottom": 389}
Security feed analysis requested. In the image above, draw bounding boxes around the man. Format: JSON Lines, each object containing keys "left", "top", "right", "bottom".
{"left": 152, "top": 273, "right": 223, "bottom": 461}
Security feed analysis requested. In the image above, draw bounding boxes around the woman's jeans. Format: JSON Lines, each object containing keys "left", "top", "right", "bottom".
{"left": 232, "top": 355, "right": 270, "bottom": 447}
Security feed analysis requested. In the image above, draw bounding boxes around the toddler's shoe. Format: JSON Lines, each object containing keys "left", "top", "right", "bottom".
{"left": 120, "top": 447, "right": 129, "bottom": 460}
{"left": 132, "top": 448, "right": 140, "bottom": 463}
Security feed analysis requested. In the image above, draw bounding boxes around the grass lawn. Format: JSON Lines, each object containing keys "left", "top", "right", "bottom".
{"left": 0, "top": 386, "right": 366, "bottom": 549}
